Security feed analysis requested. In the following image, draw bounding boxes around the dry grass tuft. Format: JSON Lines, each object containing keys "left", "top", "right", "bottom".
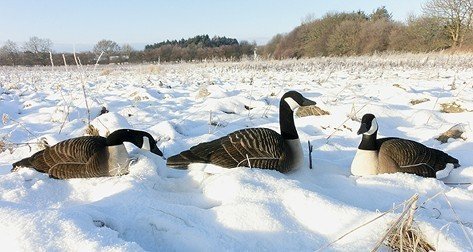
{"left": 85, "top": 124, "right": 100, "bottom": 136}
{"left": 2, "top": 113, "right": 9, "bottom": 125}
{"left": 393, "top": 84, "right": 407, "bottom": 91}
{"left": 385, "top": 221, "right": 435, "bottom": 252}
{"left": 37, "top": 137, "right": 50, "bottom": 149}
{"left": 100, "top": 68, "right": 113, "bottom": 76}
{"left": 296, "top": 105, "right": 330, "bottom": 117}
{"left": 196, "top": 86, "right": 210, "bottom": 98}
{"left": 130, "top": 91, "right": 149, "bottom": 101}
{"left": 378, "top": 195, "right": 435, "bottom": 252}
{"left": 104, "top": 129, "right": 111, "bottom": 137}
{"left": 410, "top": 98, "right": 430, "bottom": 105}
{"left": 436, "top": 124, "right": 467, "bottom": 143}
{"left": 440, "top": 102, "right": 467, "bottom": 113}
{"left": 146, "top": 65, "right": 161, "bottom": 74}
{"left": 0, "top": 140, "right": 5, "bottom": 153}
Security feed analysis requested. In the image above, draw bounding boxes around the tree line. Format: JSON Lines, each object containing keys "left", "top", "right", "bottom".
{"left": 1, "top": 0, "right": 472, "bottom": 66}
{"left": 143, "top": 35, "right": 255, "bottom": 62}
{"left": 0, "top": 37, "right": 136, "bottom": 66}
{"left": 145, "top": 35, "right": 239, "bottom": 49}
{"left": 0, "top": 35, "right": 256, "bottom": 66}
{"left": 261, "top": 1, "right": 473, "bottom": 58}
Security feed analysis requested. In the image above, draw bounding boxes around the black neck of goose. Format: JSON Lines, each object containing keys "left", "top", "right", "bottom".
{"left": 279, "top": 100, "right": 298, "bottom": 140}
{"left": 358, "top": 131, "right": 378, "bottom": 150}
{"left": 106, "top": 130, "right": 143, "bottom": 147}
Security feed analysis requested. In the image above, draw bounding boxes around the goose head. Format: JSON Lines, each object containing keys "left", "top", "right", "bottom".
{"left": 357, "top": 114, "right": 378, "bottom": 135}
{"left": 106, "top": 129, "right": 163, "bottom": 156}
{"left": 281, "top": 91, "right": 317, "bottom": 111}
{"left": 279, "top": 91, "right": 317, "bottom": 140}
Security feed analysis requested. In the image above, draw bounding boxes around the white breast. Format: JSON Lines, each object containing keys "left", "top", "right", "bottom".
{"left": 351, "top": 149, "right": 378, "bottom": 176}
{"left": 107, "top": 144, "right": 131, "bottom": 176}
{"left": 286, "top": 139, "right": 304, "bottom": 170}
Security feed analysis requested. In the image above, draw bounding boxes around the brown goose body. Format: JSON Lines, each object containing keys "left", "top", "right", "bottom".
{"left": 377, "top": 137, "right": 459, "bottom": 177}
{"left": 167, "top": 128, "right": 303, "bottom": 173}
{"left": 351, "top": 114, "right": 460, "bottom": 178}
{"left": 167, "top": 91, "right": 315, "bottom": 173}
{"left": 12, "top": 136, "right": 129, "bottom": 179}
{"left": 12, "top": 129, "right": 163, "bottom": 179}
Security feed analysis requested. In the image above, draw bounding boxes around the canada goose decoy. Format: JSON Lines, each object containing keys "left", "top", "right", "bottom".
{"left": 166, "top": 91, "right": 316, "bottom": 173}
{"left": 351, "top": 114, "right": 460, "bottom": 178}
{"left": 12, "top": 129, "right": 163, "bottom": 179}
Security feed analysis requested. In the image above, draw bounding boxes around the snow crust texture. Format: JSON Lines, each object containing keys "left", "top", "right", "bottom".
{"left": 1, "top": 54, "right": 473, "bottom": 251}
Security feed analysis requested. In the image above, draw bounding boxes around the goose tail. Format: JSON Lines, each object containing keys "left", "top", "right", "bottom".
{"left": 12, "top": 157, "right": 32, "bottom": 172}
{"left": 447, "top": 155, "right": 460, "bottom": 168}
{"left": 166, "top": 150, "right": 208, "bottom": 169}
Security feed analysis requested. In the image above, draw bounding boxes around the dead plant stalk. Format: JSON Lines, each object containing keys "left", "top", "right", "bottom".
{"left": 315, "top": 194, "right": 419, "bottom": 252}
{"left": 371, "top": 194, "right": 419, "bottom": 251}
{"left": 74, "top": 46, "right": 91, "bottom": 126}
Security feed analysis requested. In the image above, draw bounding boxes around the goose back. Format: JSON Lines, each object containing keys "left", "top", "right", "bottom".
{"left": 377, "top": 138, "right": 459, "bottom": 177}
{"left": 21, "top": 136, "right": 115, "bottom": 179}
{"left": 167, "top": 128, "right": 291, "bottom": 172}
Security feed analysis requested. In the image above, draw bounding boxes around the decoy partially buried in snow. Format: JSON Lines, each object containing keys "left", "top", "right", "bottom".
{"left": 12, "top": 129, "right": 163, "bottom": 179}
{"left": 351, "top": 113, "right": 460, "bottom": 178}
{"left": 166, "top": 90, "right": 317, "bottom": 173}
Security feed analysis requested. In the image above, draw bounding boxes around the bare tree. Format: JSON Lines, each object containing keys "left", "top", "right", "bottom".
{"left": 0, "top": 40, "right": 20, "bottom": 65}
{"left": 93, "top": 40, "right": 120, "bottom": 63}
{"left": 23, "top": 36, "right": 53, "bottom": 53}
{"left": 1, "top": 40, "right": 19, "bottom": 53}
{"left": 93, "top": 40, "right": 120, "bottom": 56}
{"left": 423, "top": 0, "right": 473, "bottom": 47}
{"left": 121, "top": 43, "right": 134, "bottom": 57}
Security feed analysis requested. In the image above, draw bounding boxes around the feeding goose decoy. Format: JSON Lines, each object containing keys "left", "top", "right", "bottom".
{"left": 166, "top": 91, "right": 316, "bottom": 173}
{"left": 351, "top": 113, "right": 460, "bottom": 178}
{"left": 12, "top": 129, "right": 163, "bottom": 179}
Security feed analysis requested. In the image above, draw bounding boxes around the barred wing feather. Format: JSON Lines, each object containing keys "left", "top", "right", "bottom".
{"left": 167, "top": 128, "right": 288, "bottom": 172}
{"left": 30, "top": 136, "right": 107, "bottom": 175}
{"left": 378, "top": 138, "right": 459, "bottom": 177}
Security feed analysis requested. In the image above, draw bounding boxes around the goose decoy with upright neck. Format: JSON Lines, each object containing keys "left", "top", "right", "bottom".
{"left": 351, "top": 114, "right": 460, "bottom": 178}
{"left": 12, "top": 129, "right": 163, "bottom": 179}
{"left": 166, "top": 91, "right": 316, "bottom": 173}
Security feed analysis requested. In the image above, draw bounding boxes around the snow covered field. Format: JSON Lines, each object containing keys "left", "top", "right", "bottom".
{"left": 1, "top": 53, "right": 473, "bottom": 251}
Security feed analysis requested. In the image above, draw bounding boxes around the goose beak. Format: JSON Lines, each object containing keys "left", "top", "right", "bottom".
{"left": 151, "top": 146, "right": 163, "bottom": 156}
{"left": 357, "top": 123, "right": 368, "bottom": 135}
{"left": 301, "top": 98, "right": 316, "bottom": 106}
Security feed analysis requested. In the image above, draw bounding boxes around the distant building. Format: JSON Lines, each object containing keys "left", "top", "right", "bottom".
{"left": 109, "top": 55, "right": 120, "bottom": 61}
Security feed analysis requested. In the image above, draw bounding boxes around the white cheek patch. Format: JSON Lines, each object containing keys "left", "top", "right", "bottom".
{"left": 142, "top": 136, "right": 151, "bottom": 151}
{"left": 284, "top": 97, "right": 300, "bottom": 111}
{"left": 366, "top": 118, "right": 378, "bottom": 135}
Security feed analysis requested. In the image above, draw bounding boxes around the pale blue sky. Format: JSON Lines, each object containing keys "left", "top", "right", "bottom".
{"left": 0, "top": 0, "right": 426, "bottom": 52}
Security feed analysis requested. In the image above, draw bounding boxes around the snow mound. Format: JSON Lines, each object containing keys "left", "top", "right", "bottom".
{"left": 90, "top": 112, "right": 132, "bottom": 136}
{"left": 1, "top": 56, "right": 473, "bottom": 251}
